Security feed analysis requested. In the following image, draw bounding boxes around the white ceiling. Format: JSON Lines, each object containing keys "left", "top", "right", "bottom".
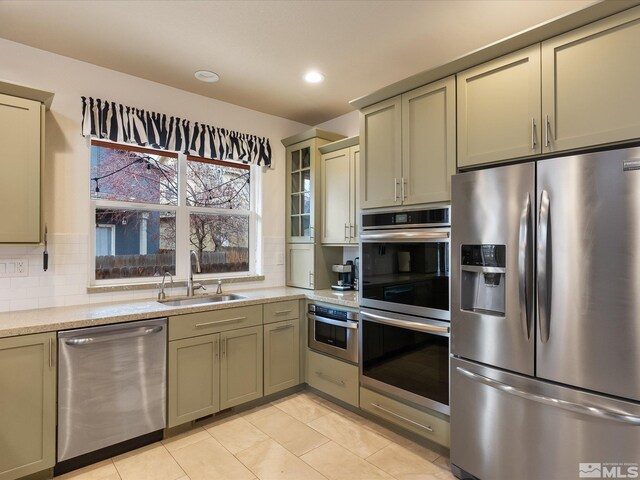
{"left": 0, "top": 0, "right": 596, "bottom": 125}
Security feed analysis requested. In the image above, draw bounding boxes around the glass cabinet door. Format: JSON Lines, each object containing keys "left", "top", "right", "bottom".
{"left": 287, "top": 141, "right": 314, "bottom": 242}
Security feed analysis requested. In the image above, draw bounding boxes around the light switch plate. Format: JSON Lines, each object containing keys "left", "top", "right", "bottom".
{"left": 0, "top": 257, "right": 28, "bottom": 277}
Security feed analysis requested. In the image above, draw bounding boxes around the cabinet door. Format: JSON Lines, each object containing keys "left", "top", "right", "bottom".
{"left": 286, "top": 243, "right": 314, "bottom": 289}
{"left": 321, "top": 148, "right": 352, "bottom": 245}
{"left": 0, "top": 94, "right": 41, "bottom": 243}
{"left": 457, "top": 45, "right": 541, "bottom": 168}
{"left": 220, "top": 326, "right": 263, "bottom": 409}
{"left": 542, "top": 6, "right": 640, "bottom": 153}
{"left": 167, "top": 333, "right": 220, "bottom": 428}
{"left": 264, "top": 319, "right": 300, "bottom": 395}
{"left": 286, "top": 139, "right": 316, "bottom": 243}
{"left": 402, "top": 76, "right": 456, "bottom": 204}
{"left": 360, "top": 96, "right": 402, "bottom": 209}
{"left": 0, "top": 332, "right": 55, "bottom": 480}
{"left": 350, "top": 146, "right": 360, "bottom": 243}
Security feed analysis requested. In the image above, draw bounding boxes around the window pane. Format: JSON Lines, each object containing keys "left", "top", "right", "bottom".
{"left": 190, "top": 213, "right": 249, "bottom": 273}
{"left": 187, "top": 158, "right": 250, "bottom": 209}
{"left": 303, "top": 193, "right": 310, "bottom": 214}
{"left": 292, "top": 150, "right": 300, "bottom": 171}
{"left": 95, "top": 209, "right": 176, "bottom": 280}
{"left": 291, "top": 218, "right": 300, "bottom": 237}
{"left": 302, "top": 215, "right": 310, "bottom": 237}
{"left": 291, "top": 172, "right": 300, "bottom": 193}
{"left": 291, "top": 194, "right": 300, "bottom": 215}
{"left": 301, "top": 148, "right": 310, "bottom": 169}
{"left": 91, "top": 144, "right": 178, "bottom": 205}
{"left": 302, "top": 170, "right": 310, "bottom": 193}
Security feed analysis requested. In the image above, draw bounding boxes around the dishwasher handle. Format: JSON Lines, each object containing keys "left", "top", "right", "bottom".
{"left": 63, "top": 325, "right": 164, "bottom": 345}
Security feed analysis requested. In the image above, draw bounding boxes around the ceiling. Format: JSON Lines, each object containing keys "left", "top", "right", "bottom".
{"left": 0, "top": 0, "right": 596, "bottom": 125}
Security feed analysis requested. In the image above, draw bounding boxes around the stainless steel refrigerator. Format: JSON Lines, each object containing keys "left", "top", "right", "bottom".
{"left": 450, "top": 146, "right": 640, "bottom": 480}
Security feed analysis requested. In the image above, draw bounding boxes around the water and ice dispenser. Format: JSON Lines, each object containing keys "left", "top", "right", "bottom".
{"left": 460, "top": 245, "right": 506, "bottom": 316}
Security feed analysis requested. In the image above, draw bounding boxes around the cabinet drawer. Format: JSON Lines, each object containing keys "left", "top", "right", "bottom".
{"left": 360, "top": 387, "right": 450, "bottom": 447}
{"left": 169, "top": 305, "right": 262, "bottom": 340}
{"left": 263, "top": 300, "right": 299, "bottom": 324}
{"left": 306, "top": 349, "right": 358, "bottom": 407}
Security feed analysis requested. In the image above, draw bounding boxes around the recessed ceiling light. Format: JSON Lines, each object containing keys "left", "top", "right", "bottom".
{"left": 304, "top": 71, "right": 325, "bottom": 83}
{"left": 194, "top": 70, "right": 220, "bottom": 83}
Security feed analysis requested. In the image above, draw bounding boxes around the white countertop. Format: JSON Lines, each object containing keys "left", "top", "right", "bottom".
{"left": 0, "top": 286, "right": 359, "bottom": 338}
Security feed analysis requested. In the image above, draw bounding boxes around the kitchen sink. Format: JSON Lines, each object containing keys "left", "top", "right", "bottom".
{"left": 159, "top": 294, "right": 246, "bottom": 307}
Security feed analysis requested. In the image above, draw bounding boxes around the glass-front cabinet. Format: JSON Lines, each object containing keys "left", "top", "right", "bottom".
{"left": 287, "top": 140, "right": 314, "bottom": 242}
{"left": 282, "top": 129, "right": 345, "bottom": 289}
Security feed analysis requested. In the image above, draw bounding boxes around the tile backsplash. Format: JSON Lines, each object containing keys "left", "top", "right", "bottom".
{"left": 0, "top": 234, "right": 285, "bottom": 313}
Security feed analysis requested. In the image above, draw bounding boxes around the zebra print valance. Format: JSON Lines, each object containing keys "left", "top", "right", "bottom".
{"left": 81, "top": 96, "right": 272, "bottom": 167}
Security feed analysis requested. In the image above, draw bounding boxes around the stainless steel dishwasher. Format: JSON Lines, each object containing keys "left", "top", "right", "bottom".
{"left": 57, "top": 318, "right": 167, "bottom": 464}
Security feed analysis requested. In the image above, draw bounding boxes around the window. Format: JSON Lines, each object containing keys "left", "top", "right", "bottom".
{"left": 90, "top": 140, "right": 257, "bottom": 283}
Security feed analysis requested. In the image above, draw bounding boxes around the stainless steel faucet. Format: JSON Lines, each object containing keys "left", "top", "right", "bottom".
{"left": 187, "top": 250, "right": 203, "bottom": 296}
{"left": 158, "top": 271, "right": 174, "bottom": 300}
{"left": 216, "top": 279, "right": 223, "bottom": 294}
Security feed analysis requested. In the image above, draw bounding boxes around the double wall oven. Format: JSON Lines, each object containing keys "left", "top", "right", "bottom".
{"left": 359, "top": 206, "right": 451, "bottom": 414}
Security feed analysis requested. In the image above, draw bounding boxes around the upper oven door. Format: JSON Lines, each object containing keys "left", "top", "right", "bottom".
{"left": 360, "top": 228, "right": 450, "bottom": 320}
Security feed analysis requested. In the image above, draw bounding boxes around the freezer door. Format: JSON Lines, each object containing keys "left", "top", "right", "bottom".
{"left": 451, "top": 162, "right": 535, "bottom": 375}
{"left": 537, "top": 147, "right": 640, "bottom": 402}
{"left": 451, "top": 357, "right": 640, "bottom": 480}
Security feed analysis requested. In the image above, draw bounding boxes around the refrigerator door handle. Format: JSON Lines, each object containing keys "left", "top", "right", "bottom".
{"left": 456, "top": 367, "right": 640, "bottom": 425}
{"left": 518, "top": 193, "right": 532, "bottom": 339}
{"left": 537, "top": 189, "right": 551, "bottom": 343}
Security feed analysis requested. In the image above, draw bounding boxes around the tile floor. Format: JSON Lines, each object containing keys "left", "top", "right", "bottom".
{"left": 55, "top": 390, "right": 454, "bottom": 480}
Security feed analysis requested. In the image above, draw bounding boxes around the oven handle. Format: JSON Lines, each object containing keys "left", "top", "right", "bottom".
{"left": 308, "top": 313, "right": 359, "bottom": 329}
{"left": 360, "top": 230, "right": 449, "bottom": 243}
{"left": 360, "top": 311, "right": 449, "bottom": 334}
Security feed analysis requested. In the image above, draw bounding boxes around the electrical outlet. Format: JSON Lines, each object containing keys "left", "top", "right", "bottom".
{"left": 16, "top": 261, "right": 25, "bottom": 274}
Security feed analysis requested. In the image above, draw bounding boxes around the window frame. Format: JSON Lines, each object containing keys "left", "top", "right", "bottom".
{"left": 89, "top": 139, "right": 260, "bottom": 286}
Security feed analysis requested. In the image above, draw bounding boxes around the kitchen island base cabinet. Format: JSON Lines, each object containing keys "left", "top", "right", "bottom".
{"left": 264, "top": 319, "right": 300, "bottom": 396}
{"left": 306, "top": 349, "right": 358, "bottom": 407}
{"left": 360, "top": 387, "right": 450, "bottom": 448}
{"left": 0, "top": 333, "right": 56, "bottom": 480}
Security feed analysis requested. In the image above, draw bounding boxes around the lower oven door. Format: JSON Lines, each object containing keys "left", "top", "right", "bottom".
{"left": 360, "top": 309, "right": 450, "bottom": 414}
{"left": 308, "top": 313, "right": 358, "bottom": 363}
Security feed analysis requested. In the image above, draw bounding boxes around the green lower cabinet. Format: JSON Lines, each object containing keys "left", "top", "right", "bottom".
{"left": 263, "top": 319, "right": 300, "bottom": 396}
{"left": 0, "top": 332, "right": 56, "bottom": 480}
{"left": 167, "top": 333, "right": 220, "bottom": 428}
{"left": 168, "top": 325, "right": 264, "bottom": 427}
{"left": 220, "top": 326, "right": 263, "bottom": 409}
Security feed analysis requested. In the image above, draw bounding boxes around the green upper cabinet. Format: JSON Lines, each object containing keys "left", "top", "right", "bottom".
{"left": 283, "top": 129, "right": 345, "bottom": 244}
{"left": 457, "top": 45, "right": 542, "bottom": 168}
{"left": 360, "top": 76, "right": 456, "bottom": 209}
{"left": 0, "top": 332, "right": 56, "bottom": 480}
{"left": 402, "top": 78, "right": 456, "bottom": 205}
{"left": 458, "top": 5, "right": 640, "bottom": 168}
{"left": 0, "top": 82, "right": 53, "bottom": 244}
{"left": 0, "top": 94, "right": 43, "bottom": 244}
{"left": 320, "top": 137, "right": 360, "bottom": 245}
{"left": 541, "top": 6, "right": 640, "bottom": 153}
{"left": 360, "top": 96, "right": 402, "bottom": 209}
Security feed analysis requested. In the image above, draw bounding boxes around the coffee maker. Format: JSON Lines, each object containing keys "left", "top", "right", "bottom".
{"left": 331, "top": 261, "right": 354, "bottom": 291}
